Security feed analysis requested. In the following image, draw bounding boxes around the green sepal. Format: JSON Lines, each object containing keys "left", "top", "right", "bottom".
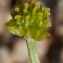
{"left": 30, "top": 22, "right": 49, "bottom": 41}
{"left": 3, "top": 19, "right": 24, "bottom": 36}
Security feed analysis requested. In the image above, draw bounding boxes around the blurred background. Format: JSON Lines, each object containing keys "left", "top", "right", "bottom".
{"left": 0, "top": 0, "right": 63, "bottom": 63}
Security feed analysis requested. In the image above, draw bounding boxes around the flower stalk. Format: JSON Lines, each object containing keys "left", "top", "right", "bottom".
{"left": 26, "top": 37, "right": 40, "bottom": 63}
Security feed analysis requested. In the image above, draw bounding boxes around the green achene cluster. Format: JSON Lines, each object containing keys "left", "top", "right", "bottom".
{"left": 3, "top": 0, "right": 51, "bottom": 41}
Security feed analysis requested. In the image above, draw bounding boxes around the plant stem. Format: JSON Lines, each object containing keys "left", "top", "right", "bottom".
{"left": 26, "top": 38, "right": 40, "bottom": 63}
{"left": 24, "top": 0, "right": 26, "bottom": 3}
{"left": 16, "top": 0, "right": 23, "bottom": 6}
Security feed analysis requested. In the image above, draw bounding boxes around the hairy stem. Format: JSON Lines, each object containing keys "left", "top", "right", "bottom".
{"left": 26, "top": 38, "right": 40, "bottom": 63}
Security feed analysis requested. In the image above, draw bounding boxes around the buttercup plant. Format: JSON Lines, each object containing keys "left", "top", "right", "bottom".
{"left": 3, "top": 0, "right": 51, "bottom": 63}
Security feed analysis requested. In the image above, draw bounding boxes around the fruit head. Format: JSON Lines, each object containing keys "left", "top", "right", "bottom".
{"left": 3, "top": 1, "right": 51, "bottom": 41}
